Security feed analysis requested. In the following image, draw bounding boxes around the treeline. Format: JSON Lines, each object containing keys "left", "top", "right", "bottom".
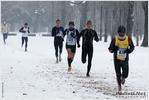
{"left": 1, "top": 1, "right": 148, "bottom": 47}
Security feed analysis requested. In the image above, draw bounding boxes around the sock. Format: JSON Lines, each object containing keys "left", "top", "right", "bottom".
{"left": 67, "top": 58, "right": 73, "bottom": 67}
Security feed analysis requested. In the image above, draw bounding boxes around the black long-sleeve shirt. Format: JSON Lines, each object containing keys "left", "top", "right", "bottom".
{"left": 52, "top": 26, "right": 64, "bottom": 42}
{"left": 108, "top": 36, "right": 135, "bottom": 61}
{"left": 77, "top": 29, "right": 99, "bottom": 49}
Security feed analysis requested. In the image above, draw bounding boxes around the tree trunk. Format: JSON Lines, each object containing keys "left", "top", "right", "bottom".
{"left": 127, "top": 1, "right": 135, "bottom": 37}
{"left": 94, "top": 2, "right": 96, "bottom": 31}
{"left": 104, "top": 9, "right": 108, "bottom": 42}
{"left": 111, "top": 7, "right": 117, "bottom": 40}
{"left": 141, "top": 1, "right": 148, "bottom": 47}
{"left": 61, "top": 1, "right": 67, "bottom": 27}
{"left": 136, "top": 28, "right": 139, "bottom": 46}
{"left": 99, "top": 6, "right": 102, "bottom": 41}
{"left": 80, "top": 2, "right": 88, "bottom": 31}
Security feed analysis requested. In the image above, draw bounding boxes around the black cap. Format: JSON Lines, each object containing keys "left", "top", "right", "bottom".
{"left": 118, "top": 25, "right": 126, "bottom": 33}
{"left": 69, "top": 21, "right": 74, "bottom": 26}
{"left": 24, "top": 23, "right": 28, "bottom": 25}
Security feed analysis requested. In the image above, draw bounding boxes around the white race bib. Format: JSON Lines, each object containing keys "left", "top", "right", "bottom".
{"left": 117, "top": 48, "right": 126, "bottom": 58}
{"left": 56, "top": 30, "right": 62, "bottom": 37}
{"left": 3, "top": 27, "right": 8, "bottom": 33}
{"left": 66, "top": 31, "right": 76, "bottom": 45}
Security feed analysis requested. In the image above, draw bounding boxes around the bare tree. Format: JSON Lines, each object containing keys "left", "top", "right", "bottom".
{"left": 79, "top": 1, "right": 88, "bottom": 31}
{"left": 127, "top": 1, "right": 135, "bottom": 37}
{"left": 141, "top": 1, "right": 148, "bottom": 47}
{"left": 111, "top": 2, "right": 118, "bottom": 40}
{"left": 1, "top": 1, "right": 147, "bottom": 42}
{"left": 99, "top": 1, "right": 103, "bottom": 41}
{"left": 104, "top": 9, "right": 108, "bottom": 42}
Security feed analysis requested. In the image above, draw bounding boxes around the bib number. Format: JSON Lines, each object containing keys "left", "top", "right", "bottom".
{"left": 68, "top": 36, "right": 73, "bottom": 42}
{"left": 3, "top": 28, "right": 7, "bottom": 33}
{"left": 4, "top": 30, "right": 7, "bottom": 33}
{"left": 67, "top": 34, "right": 76, "bottom": 45}
{"left": 117, "top": 48, "right": 126, "bottom": 58}
{"left": 56, "top": 30, "right": 62, "bottom": 37}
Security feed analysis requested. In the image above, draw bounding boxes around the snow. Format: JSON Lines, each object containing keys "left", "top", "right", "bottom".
{"left": 0, "top": 33, "right": 148, "bottom": 100}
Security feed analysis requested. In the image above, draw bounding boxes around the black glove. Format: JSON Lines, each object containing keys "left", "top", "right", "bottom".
{"left": 94, "top": 38, "right": 99, "bottom": 42}
{"left": 125, "top": 49, "right": 131, "bottom": 54}
{"left": 62, "top": 38, "right": 64, "bottom": 42}
{"left": 71, "top": 32, "right": 76, "bottom": 38}
{"left": 77, "top": 44, "right": 80, "bottom": 48}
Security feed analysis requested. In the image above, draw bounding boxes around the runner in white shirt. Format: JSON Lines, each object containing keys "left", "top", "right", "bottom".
{"left": 19, "top": 23, "right": 30, "bottom": 52}
{"left": 63, "top": 21, "right": 79, "bottom": 72}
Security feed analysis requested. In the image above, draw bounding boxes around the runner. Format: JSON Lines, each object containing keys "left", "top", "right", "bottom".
{"left": 108, "top": 25, "right": 135, "bottom": 94}
{"left": 1, "top": 22, "right": 10, "bottom": 44}
{"left": 19, "top": 23, "right": 30, "bottom": 52}
{"left": 63, "top": 21, "right": 79, "bottom": 72}
{"left": 52, "top": 19, "right": 64, "bottom": 63}
{"left": 77, "top": 21, "right": 99, "bottom": 77}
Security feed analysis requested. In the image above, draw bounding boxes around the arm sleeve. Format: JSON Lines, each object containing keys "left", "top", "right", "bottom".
{"left": 28, "top": 27, "right": 30, "bottom": 33}
{"left": 77, "top": 30, "right": 83, "bottom": 45}
{"left": 63, "top": 29, "right": 67, "bottom": 36}
{"left": 108, "top": 38, "right": 116, "bottom": 53}
{"left": 128, "top": 37, "right": 135, "bottom": 53}
{"left": 62, "top": 27, "right": 65, "bottom": 36}
{"left": 94, "top": 31, "right": 99, "bottom": 42}
{"left": 1, "top": 27, "right": 3, "bottom": 33}
{"left": 76, "top": 29, "right": 79, "bottom": 37}
{"left": 8, "top": 27, "right": 10, "bottom": 33}
{"left": 19, "top": 27, "right": 24, "bottom": 32}
{"left": 52, "top": 27, "right": 55, "bottom": 37}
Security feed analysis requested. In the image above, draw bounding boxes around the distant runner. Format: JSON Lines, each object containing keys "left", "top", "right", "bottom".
{"left": 52, "top": 19, "right": 64, "bottom": 63}
{"left": 1, "top": 22, "right": 10, "bottom": 44}
{"left": 19, "top": 23, "right": 30, "bottom": 52}
{"left": 77, "top": 21, "right": 99, "bottom": 77}
{"left": 108, "top": 25, "right": 135, "bottom": 94}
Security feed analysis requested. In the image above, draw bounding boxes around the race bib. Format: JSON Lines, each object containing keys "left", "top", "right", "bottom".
{"left": 68, "top": 35, "right": 73, "bottom": 41}
{"left": 56, "top": 30, "right": 62, "bottom": 37}
{"left": 3, "top": 27, "right": 7, "bottom": 33}
{"left": 4, "top": 30, "right": 7, "bottom": 33}
{"left": 117, "top": 48, "right": 126, "bottom": 58}
{"left": 66, "top": 32, "right": 76, "bottom": 45}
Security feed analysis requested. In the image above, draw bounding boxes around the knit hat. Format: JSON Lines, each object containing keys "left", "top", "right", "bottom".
{"left": 118, "top": 25, "right": 126, "bottom": 33}
{"left": 69, "top": 21, "right": 74, "bottom": 26}
{"left": 24, "top": 23, "right": 28, "bottom": 25}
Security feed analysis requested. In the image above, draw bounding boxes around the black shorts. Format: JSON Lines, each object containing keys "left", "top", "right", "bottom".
{"left": 66, "top": 44, "right": 76, "bottom": 53}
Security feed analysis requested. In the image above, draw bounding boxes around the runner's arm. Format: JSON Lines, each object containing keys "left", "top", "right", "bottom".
{"left": 125, "top": 37, "right": 135, "bottom": 54}
{"left": 63, "top": 29, "right": 67, "bottom": 39}
{"left": 19, "top": 27, "right": 25, "bottom": 33}
{"left": 94, "top": 31, "right": 99, "bottom": 42}
{"left": 28, "top": 27, "right": 30, "bottom": 33}
{"left": 108, "top": 38, "right": 117, "bottom": 53}
{"left": 52, "top": 27, "right": 55, "bottom": 37}
{"left": 7, "top": 27, "right": 10, "bottom": 33}
{"left": 77, "top": 30, "right": 83, "bottom": 46}
{"left": 75, "top": 29, "right": 79, "bottom": 40}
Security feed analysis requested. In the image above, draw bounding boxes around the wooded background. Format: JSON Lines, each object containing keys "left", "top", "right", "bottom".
{"left": 1, "top": 1, "right": 148, "bottom": 47}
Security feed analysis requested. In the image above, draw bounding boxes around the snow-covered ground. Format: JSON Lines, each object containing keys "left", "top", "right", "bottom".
{"left": 0, "top": 33, "right": 148, "bottom": 100}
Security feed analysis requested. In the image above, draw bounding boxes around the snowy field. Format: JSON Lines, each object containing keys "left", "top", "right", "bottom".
{"left": 0, "top": 33, "right": 148, "bottom": 100}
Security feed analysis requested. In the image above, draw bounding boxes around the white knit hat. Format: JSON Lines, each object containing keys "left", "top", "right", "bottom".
{"left": 4, "top": 22, "right": 6, "bottom": 24}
